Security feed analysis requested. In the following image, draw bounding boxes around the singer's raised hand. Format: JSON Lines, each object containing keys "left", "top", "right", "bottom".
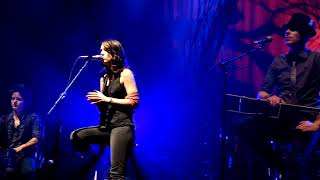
{"left": 86, "top": 90, "right": 111, "bottom": 104}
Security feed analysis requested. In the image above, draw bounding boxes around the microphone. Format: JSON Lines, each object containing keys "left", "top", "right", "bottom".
{"left": 79, "top": 55, "right": 102, "bottom": 59}
{"left": 253, "top": 36, "right": 272, "bottom": 44}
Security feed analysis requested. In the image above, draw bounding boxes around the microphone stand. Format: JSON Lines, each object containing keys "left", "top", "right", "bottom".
{"left": 219, "top": 43, "right": 266, "bottom": 180}
{"left": 47, "top": 59, "right": 89, "bottom": 115}
{"left": 45, "top": 59, "right": 90, "bottom": 167}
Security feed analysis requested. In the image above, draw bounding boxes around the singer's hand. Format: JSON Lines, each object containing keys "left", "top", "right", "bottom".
{"left": 86, "top": 90, "right": 111, "bottom": 104}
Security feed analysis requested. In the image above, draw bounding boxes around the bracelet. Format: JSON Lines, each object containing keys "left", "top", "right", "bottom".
{"left": 109, "top": 97, "right": 113, "bottom": 103}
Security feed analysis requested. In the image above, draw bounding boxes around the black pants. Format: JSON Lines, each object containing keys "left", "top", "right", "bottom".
{"left": 70, "top": 126, "right": 134, "bottom": 180}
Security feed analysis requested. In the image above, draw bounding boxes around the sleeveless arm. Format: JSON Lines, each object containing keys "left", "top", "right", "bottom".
{"left": 87, "top": 69, "right": 139, "bottom": 107}
{"left": 110, "top": 68, "right": 139, "bottom": 107}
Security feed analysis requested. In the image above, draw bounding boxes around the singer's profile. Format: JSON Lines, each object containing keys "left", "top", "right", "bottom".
{"left": 70, "top": 39, "right": 139, "bottom": 180}
{"left": 235, "top": 13, "right": 320, "bottom": 179}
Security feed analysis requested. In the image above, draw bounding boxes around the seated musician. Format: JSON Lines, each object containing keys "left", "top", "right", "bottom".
{"left": 0, "top": 84, "right": 41, "bottom": 180}
{"left": 256, "top": 13, "right": 320, "bottom": 179}
{"left": 70, "top": 39, "right": 139, "bottom": 180}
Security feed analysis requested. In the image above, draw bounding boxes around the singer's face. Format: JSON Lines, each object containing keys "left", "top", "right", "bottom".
{"left": 284, "top": 29, "right": 301, "bottom": 45}
{"left": 11, "top": 92, "right": 25, "bottom": 113}
{"left": 100, "top": 45, "right": 112, "bottom": 65}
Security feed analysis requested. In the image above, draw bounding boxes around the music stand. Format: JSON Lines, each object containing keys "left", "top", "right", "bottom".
{"left": 219, "top": 43, "right": 268, "bottom": 180}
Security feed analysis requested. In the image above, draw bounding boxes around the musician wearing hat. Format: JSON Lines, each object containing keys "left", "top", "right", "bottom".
{"left": 257, "top": 13, "right": 320, "bottom": 179}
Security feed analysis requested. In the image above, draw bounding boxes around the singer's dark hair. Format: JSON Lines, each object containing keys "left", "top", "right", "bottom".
{"left": 101, "top": 39, "right": 128, "bottom": 71}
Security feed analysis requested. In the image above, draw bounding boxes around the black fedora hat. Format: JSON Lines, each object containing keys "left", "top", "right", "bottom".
{"left": 283, "top": 13, "right": 316, "bottom": 38}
